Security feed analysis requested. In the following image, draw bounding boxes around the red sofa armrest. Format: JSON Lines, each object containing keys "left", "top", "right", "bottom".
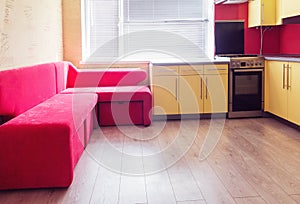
{"left": 0, "top": 93, "right": 98, "bottom": 190}
{"left": 0, "top": 123, "right": 74, "bottom": 190}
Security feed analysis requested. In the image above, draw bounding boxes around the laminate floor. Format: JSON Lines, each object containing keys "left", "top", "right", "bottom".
{"left": 1, "top": 118, "right": 300, "bottom": 204}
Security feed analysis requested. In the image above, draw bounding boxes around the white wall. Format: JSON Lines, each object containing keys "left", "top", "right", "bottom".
{"left": 0, "top": 0, "right": 63, "bottom": 70}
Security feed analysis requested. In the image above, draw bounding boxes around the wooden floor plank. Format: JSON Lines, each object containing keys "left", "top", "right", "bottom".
{"left": 1, "top": 118, "right": 300, "bottom": 204}
{"left": 145, "top": 171, "right": 177, "bottom": 204}
{"left": 177, "top": 200, "right": 207, "bottom": 204}
{"left": 0, "top": 189, "right": 67, "bottom": 204}
{"left": 207, "top": 147, "right": 258, "bottom": 198}
{"left": 224, "top": 120, "right": 300, "bottom": 194}
{"left": 218, "top": 126, "right": 297, "bottom": 204}
{"left": 246, "top": 119, "right": 300, "bottom": 180}
{"left": 156, "top": 121, "right": 204, "bottom": 202}
{"left": 89, "top": 166, "right": 121, "bottom": 204}
{"left": 59, "top": 151, "right": 99, "bottom": 204}
{"left": 239, "top": 118, "right": 300, "bottom": 161}
{"left": 291, "top": 195, "right": 300, "bottom": 203}
{"left": 119, "top": 134, "right": 147, "bottom": 204}
{"left": 89, "top": 127, "right": 123, "bottom": 204}
{"left": 234, "top": 197, "right": 267, "bottom": 204}
{"left": 122, "top": 133, "right": 144, "bottom": 175}
{"left": 196, "top": 119, "right": 258, "bottom": 198}
{"left": 119, "top": 175, "right": 147, "bottom": 204}
{"left": 186, "top": 144, "right": 236, "bottom": 204}
{"left": 168, "top": 158, "right": 204, "bottom": 202}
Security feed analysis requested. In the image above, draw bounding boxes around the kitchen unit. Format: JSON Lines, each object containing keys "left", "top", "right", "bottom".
{"left": 281, "top": 0, "right": 300, "bottom": 19}
{"left": 151, "top": 63, "right": 228, "bottom": 116}
{"left": 275, "top": 0, "right": 282, "bottom": 25}
{"left": 152, "top": 66, "right": 179, "bottom": 115}
{"left": 248, "top": 0, "right": 276, "bottom": 27}
{"left": 248, "top": 0, "right": 300, "bottom": 27}
{"left": 265, "top": 59, "right": 300, "bottom": 125}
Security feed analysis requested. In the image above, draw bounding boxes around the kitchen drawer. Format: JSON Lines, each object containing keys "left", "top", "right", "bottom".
{"left": 98, "top": 101, "right": 143, "bottom": 126}
{"left": 204, "top": 64, "right": 228, "bottom": 75}
{"left": 152, "top": 66, "right": 178, "bottom": 76}
{"left": 179, "top": 65, "right": 204, "bottom": 75}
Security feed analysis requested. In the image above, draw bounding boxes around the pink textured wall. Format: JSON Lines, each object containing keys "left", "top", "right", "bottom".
{"left": 279, "top": 24, "right": 300, "bottom": 54}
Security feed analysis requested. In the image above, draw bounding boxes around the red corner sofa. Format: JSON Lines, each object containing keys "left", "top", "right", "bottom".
{"left": 0, "top": 61, "right": 152, "bottom": 190}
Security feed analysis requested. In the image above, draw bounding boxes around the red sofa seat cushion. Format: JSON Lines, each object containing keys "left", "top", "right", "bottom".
{"left": 0, "top": 63, "right": 57, "bottom": 118}
{"left": 62, "top": 86, "right": 152, "bottom": 125}
{"left": 0, "top": 93, "right": 97, "bottom": 190}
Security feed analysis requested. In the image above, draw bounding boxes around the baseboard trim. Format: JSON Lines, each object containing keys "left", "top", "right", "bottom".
{"left": 264, "top": 112, "right": 300, "bottom": 130}
{"left": 153, "top": 113, "right": 227, "bottom": 121}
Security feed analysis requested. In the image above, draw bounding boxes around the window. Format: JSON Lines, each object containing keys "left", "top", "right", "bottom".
{"left": 82, "top": 0, "right": 214, "bottom": 63}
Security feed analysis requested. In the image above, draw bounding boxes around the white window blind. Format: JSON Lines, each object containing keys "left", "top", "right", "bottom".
{"left": 82, "top": 0, "right": 214, "bottom": 62}
{"left": 124, "top": 0, "right": 206, "bottom": 21}
{"left": 82, "top": 0, "right": 119, "bottom": 61}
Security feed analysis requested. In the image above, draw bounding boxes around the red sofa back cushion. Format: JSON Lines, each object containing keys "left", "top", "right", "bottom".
{"left": 54, "top": 61, "right": 68, "bottom": 93}
{"left": 0, "top": 63, "right": 57, "bottom": 117}
{"left": 67, "top": 64, "right": 147, "bottom": 88}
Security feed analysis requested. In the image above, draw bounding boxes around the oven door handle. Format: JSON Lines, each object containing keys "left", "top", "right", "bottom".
{"left": 233, "top": 68, "right": 264, "bottom": 73}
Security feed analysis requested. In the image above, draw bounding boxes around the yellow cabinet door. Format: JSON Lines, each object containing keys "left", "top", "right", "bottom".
{"left": 203, "top": 74, "right": 228, "bottom": 113}
{"left": 248, "top": 0, "right": 276, "bottom": 27}
{"left": 265, "top": 61, "right": 288, "bottom": 119}
{"left": 281, "top": 0, "right": 300, "bottom": 18}
{"left": 179, "top": 75, "right": 204, "bottom": 114}
{"left": 203, "top": 64, "right": 228, "bottom": 113}
{"left": 287, "top": 62, "right": 300, "bottom": 125}
{"left": 152, "top": 75, "right": 179, "bottom": 115}
{"left": 275, "top": 0, "right": 282, "bottom": 25}
{"left": 248, "top": 0, "right": 261, "bottom": 27}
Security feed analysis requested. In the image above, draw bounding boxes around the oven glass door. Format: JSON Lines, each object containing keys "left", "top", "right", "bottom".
{"left": 232, "top": 70, "right": 262, "bottom": 112}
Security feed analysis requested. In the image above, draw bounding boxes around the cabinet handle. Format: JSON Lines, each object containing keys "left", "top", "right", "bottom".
{"left": 261, "top": 2, "right": 264, "bottom": 23}
{"left": 205, "top": 77, "right": 208, "bottom": 100}
{"left": 206, "top": 68, "right": 227, "bottom": 71}
{"left": 200, "top": 78, "right": 203, "bottom": 99}
{"left": 287, "top": 64, "right": 291, "bottom": 90}
{"left": 175, "top": 78, "right": 178, "bottom": 100}
{"left": 283, "top": 64, "right": 286, "bottom": 89}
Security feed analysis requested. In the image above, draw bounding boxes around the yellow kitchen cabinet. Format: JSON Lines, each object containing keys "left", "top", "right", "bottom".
{"left": 152, "top": 66, "right": 179, "bottom": 115}
{"left": 265, "top": 61, "right": 287, "bottom": 119}
{"left": 248, "top": 0, "right": 276, "bottom": 27}
{"left": 265, "top": 60, "right": 300, "bottom": 125}
{"left": 178, "top": 64, "right": 228, "bottom": 114}
{"left": 179, "top": 65, "right": 204, "bottom": 114}
{"left": 203, "top": 64, "right": 228, "bottom": 113}
{"left": 286, "top": 62, "right": 300, "bottom": 125}
{"left": 281, "top": 0, "right": 300, "bottom": 19}
{"left": 275, "top": 0, "right": 282, "bottom": 25}
{"left": 152, "top": 64, "right": 228, "bottom": 115}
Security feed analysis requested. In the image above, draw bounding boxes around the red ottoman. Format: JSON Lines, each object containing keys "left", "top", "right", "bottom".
{"left": 62, "top": 86, "right": 152, "bottom": 126}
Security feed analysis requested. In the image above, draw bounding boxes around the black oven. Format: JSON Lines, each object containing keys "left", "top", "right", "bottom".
{"left": 228, "top": 57, "right": 264, "bottom": 118}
